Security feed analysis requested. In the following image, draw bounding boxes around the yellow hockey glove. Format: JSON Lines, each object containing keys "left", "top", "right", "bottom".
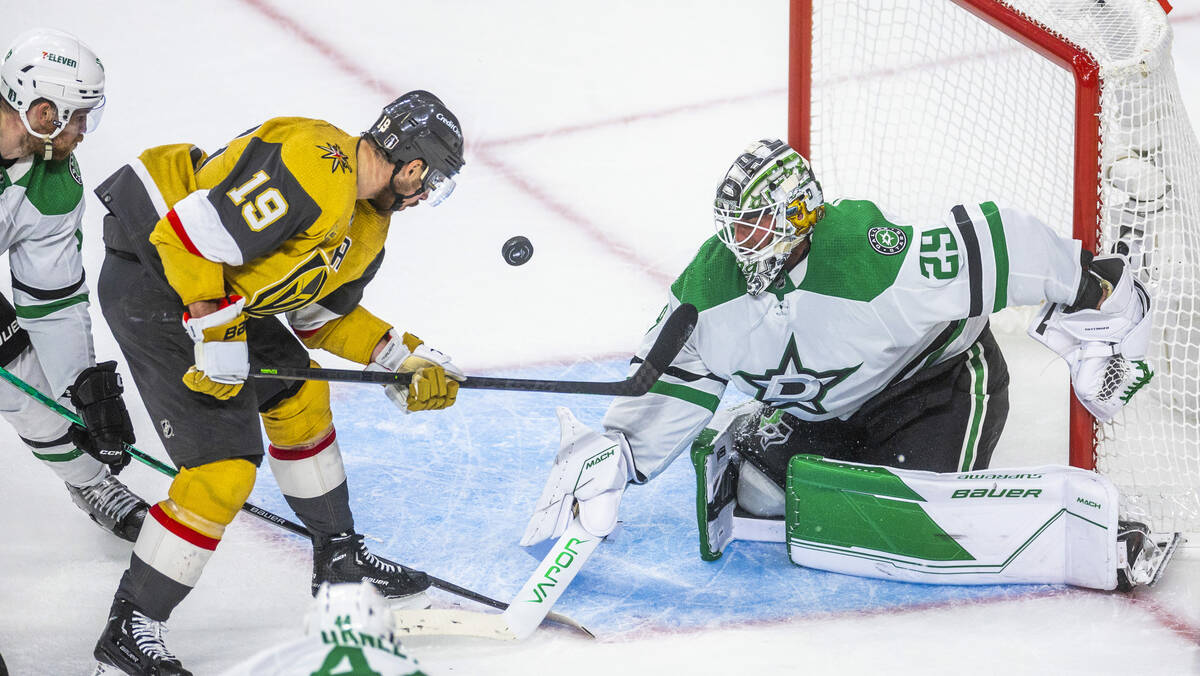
{"left": 367, "top": 329, "right": 465, "bottom": 412}
{"left": 181, "top": 296, "right": 248, "bottom": 401}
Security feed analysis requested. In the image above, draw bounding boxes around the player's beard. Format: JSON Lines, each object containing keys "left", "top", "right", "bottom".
{"left": 19, "top": 131, "right": 81, "bottom": 161}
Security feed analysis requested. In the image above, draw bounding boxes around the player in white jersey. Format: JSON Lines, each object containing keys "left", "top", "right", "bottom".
{"left": 0, "top": 29, "right": 146, "bottom": 541}
{"left": 521, "top": 139, "right": 1178, "bottom": 594}
{"left": 220, "top": 582, "right": 427, "bottom": 676}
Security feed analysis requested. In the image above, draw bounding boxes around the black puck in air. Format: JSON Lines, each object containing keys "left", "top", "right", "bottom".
{"left": 502, "top": 235, "right": 534, "bottom": 266}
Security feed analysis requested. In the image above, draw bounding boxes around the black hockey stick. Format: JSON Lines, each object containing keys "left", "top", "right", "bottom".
{"left": 0, "top": 364, "right": 587, "bottom": 634}
{"left": 253, "top": 303, "right": 699, "bottom": 396}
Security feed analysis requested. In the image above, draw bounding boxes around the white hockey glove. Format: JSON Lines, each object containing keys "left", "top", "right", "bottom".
{"left": 520, "top": 407, "right": 636, "bottom": 546}
{"left": 1028, "top": 255, "right": 1153, "bottom": 422}
{"left": 367, "top": 329, "right": 465, "bottom": 412}
{"left": 181, "top": 295, "right": 249, "bottom": 400}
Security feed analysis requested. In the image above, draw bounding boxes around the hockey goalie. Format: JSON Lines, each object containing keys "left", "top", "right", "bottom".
{"left": 521, "top": 139, "right": 1181, "bottom": 592}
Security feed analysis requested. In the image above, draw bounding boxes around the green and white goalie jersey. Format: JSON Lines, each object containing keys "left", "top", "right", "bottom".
{"left": 605, "top": 199, "right": 1083, "bottom": 480}
{"left": 0, "top": 152, "right": 95, "bottom": 394}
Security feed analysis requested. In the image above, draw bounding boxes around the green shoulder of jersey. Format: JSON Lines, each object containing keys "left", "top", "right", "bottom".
{"left": 15, "top": 153, "right": 85, "bottom": 216}
{"left": 797, "top": 199, "right": 912, "bottom": 302}
{"left": 671, "top": 200, "right": 913, "bottom": 311}
{"left": 670, "top": 235, "right": 748, "bottom": 313}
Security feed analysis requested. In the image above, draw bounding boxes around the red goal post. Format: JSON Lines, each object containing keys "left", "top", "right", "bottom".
{"left": 788, "top": 0, "right": 1200, "bottom": 534}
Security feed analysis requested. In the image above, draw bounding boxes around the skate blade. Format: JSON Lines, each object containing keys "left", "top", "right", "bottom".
{"left": 1147, "top": 532, "right": 1185, "bottom": 587}
{"left": 93, "top": 662, "right": 123, "bottom": 676}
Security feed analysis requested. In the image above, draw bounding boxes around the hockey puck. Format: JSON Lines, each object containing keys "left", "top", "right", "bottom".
{"left": 502, "top": 235, "right": 534, "bottom": 266}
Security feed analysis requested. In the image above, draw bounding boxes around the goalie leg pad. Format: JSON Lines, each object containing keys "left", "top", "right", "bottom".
{"left": 785, "top": 455, "right": 1121, "bottom": 589}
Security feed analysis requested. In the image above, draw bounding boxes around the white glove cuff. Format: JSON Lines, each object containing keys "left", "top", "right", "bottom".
{"left": 371, "top": 329, "right": 411, "bottom": 371}
{"left": 194, "top": 340, "right": 249, "bottom": 383}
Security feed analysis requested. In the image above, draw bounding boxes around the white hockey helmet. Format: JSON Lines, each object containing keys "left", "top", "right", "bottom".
{"left": 305, "top": 581, "right": 396, "bottom": 643}
{"left": 0, "top": 28, "right": 106, "bottom": 140}
{"left": 713, "top": 139, "right": 825, "bottom": 295}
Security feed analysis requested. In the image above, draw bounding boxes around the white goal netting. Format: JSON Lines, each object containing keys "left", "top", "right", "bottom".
{"left": 802, "top": 0, "right": 1200, "bottom": 534}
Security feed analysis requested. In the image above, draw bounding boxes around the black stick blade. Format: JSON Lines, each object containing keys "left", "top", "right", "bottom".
{"left": 644, "top": 303, "right": 698, "bottom": 373}
{"left": 624, "top": 303, "right": 698, "bottom": 396}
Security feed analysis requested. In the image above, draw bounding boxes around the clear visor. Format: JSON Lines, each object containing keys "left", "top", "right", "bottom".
{"left": 78, "top": 97, "right": 106, "bottom": 134}
{"left": 40, "top": 96, "right": 105, "bottom": 139}
{"left": 424, "top": 167, "right": 456, "bottom": 207}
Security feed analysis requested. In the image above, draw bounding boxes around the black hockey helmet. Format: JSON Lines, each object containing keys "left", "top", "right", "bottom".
{"left": 364, "top": 90, "right": 465, "bottom": 207}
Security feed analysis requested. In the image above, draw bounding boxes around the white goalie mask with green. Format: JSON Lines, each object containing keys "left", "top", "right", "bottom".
{"left": 713, "top": 139, "right": 825, "bottom": 295}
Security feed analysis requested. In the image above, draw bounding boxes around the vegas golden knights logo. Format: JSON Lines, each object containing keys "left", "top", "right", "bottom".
{"left": 244, "top": 238, "right": 353, "bottom": 317}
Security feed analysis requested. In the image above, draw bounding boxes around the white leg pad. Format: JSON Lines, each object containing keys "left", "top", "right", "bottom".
{"left": 786, "top": 457, "right": 1121, "bottom": 589}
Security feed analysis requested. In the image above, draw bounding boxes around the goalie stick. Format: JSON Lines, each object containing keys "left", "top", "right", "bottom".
{"left": 392, "top": 516, "right": 601, "bottom": 640}
{"left": 0, "top": 364, "right": 588, "bottom": 636}
{"left": 253, "top": 302, "right": 699, "bottom": 396}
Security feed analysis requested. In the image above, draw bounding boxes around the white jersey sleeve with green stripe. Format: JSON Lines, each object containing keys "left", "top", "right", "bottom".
{"left": 603, "top": 298, "right": 726, "bottom": 482}
{"left": 604, "top": 199, "right": 1084, "bottom": 482}
{"left": 0, "top": 153, "right": 95, "bottom": 395}
{"left": 899, "top": 201, "right": 1081, "bottom": 321}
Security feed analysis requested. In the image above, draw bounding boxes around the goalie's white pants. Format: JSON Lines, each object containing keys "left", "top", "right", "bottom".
{"left": 0, "top": 348, "right": 104, "bottom": 486}
{"left": 784, "top": 460, "right": 1120, "bottom": 590}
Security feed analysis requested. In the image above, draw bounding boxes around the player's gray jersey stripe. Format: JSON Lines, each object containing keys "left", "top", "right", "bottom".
{"left": 951, "top": 205, "right": 984, "bottom": 316}
{"left": 11, "top": 273, "right": 85, "bottom": 301}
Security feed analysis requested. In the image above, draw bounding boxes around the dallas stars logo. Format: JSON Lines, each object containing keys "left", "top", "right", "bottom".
{"left": 735, "top": 335, "right": 859, "bottom": 415}
{"left": 868, "top": 226, "right": 907, "bottom": 255}
{"left": 317, "top": 143, "right": 351, "bottom": 174}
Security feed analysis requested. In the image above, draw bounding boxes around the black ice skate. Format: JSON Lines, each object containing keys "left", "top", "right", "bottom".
{"left": 93, "top": 598, "right": 190, "bottom": 676}
{"left": 1115, "top": 520, "right": 1184, "bottom": 591}
{"left": 67, "top": 472, "right": 150, "bottom": 543}
{"left": 312, "top": 531, "right": 431, "bottom": 604}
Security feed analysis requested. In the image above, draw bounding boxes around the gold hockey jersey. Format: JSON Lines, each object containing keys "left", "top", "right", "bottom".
{"left": 137, "top": 117, "right": 392, "bottom": 363}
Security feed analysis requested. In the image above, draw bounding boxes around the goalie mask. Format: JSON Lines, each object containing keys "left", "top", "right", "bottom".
{"left": 364, "top": 89, "right": 465, "bottom": 209}
{"left": 0, "top": 28, "right": 106, "bottom": 142}
{"left": 714, "top": 139, "right": 825, "bottom": 295}
{"left": 306, "top": 581, "right": 396, "bottom": 643}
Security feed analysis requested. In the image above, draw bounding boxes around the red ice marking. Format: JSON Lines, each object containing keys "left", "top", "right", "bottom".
{"left": 1128, "top": 595, "right": 1200, "bottom": 647}
{"left": 237, "top": 0, "right": 394, "bottom": 98}
{"left": 475, "top": 89, "right": 785, "bottom": 149}
{"left": 268, "top": 428, "right": 338, "bottom": 461}
{"left": 149, "top": 504, "right": 220, "bottom": 551}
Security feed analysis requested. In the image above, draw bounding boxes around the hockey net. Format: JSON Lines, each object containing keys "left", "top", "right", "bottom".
{"left": 791, "top": 0, "right": 1200, "bottom": 535}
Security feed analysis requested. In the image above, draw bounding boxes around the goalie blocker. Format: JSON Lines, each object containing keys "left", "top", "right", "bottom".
{"left": 692, "top": 405, "right": 1182, "bottom": 591}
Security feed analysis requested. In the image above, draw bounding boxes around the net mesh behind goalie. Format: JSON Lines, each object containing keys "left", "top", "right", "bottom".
{"left": 795, "top": 0, "right": 1200, "bottom": 534}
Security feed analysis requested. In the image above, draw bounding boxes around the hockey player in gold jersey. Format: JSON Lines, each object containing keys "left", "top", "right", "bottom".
{"left": 90, "top": 91, "right": 465, "bottom": 676}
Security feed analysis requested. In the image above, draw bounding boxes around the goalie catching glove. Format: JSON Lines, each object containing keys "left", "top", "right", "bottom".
{"left": 67, "top": 361, "right": 136, "bottom": 471}
{"left": 1028, "top": 255, "right": 1153, "bottom": 422}
{"left": 521, "top": 407, "right": 636, "bottom": 546}
{"left": 181, "top": 295, "right": 249, "bottom": 400}
{"left": 367, "top": 329, "right": 464, "bottom": 412}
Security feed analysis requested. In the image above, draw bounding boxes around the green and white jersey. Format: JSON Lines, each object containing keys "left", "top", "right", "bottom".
{"left": 0, "top": 152, "right": 94, "bottom": 394}
{"left": 220, "top": 633, "right": 426, "bottom": 676}
{"left": 604, "top": 199, "right": 1081, "bottom": 481}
